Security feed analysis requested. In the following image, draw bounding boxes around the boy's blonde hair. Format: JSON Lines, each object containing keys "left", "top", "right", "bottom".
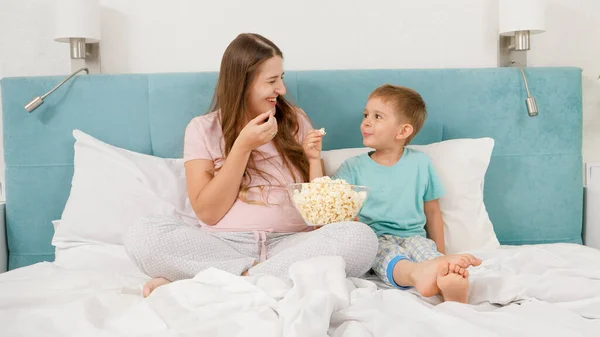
{"left": 369, "top": 84, "right": 426, "bottom": 144}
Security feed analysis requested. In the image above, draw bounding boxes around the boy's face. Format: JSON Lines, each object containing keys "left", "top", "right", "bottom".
{"left": 361, "top": 97, "right": 413, "bottom": 149}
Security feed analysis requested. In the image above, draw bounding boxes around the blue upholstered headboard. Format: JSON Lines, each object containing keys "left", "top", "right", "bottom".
{"left": 1, "top": 67, "right": 583, "bottom": 270}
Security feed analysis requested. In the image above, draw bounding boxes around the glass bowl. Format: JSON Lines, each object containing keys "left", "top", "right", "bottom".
{"left": 286, "top": 182, "right": 370, "bottom": 227}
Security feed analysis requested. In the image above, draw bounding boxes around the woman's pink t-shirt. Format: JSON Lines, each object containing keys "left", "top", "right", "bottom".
{"left": 183, "top": 110, "right": 313, "bottom": 233}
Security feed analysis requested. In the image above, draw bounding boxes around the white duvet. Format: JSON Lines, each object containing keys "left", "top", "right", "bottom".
{"left": 1, "top": 243, "right": 600, "bottom": 337}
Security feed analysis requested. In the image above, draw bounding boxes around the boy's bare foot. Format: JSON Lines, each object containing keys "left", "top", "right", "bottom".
{"left": 142, "top": 277, "right": 171, "bottom": 298}
{"left": 401, "top": 258, "right": 443, "bottom": 297}
{"left": 448, "top": 261, "right": 470, "bottom": 278}
{"left": 394, "top": 254, "right": 480, "bottom": 297}
{"left": 437, "top": 262, "right": 469, "bottom": 303}
{"left": 445, "top": 254, "right": 482, "bottom": 270}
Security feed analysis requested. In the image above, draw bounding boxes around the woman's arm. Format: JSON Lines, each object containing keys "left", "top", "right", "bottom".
{"left": 424, "top": 199, "right": 445, "bottom": 254}
{"left": 308, "top": 159, "right": 325, "bottom": 181}
{"left": 186, "top": 111, "right": 277, "bottom": 225}
{"left": 185, "top": 144, "right": 251, "bottom": 226}
{"left": 303, "top": 129, "right": 324, "bottom": 181}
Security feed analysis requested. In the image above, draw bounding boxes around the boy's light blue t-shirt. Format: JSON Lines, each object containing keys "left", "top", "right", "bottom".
{"left": 333, "top": 148, "right": 444, "bottom": 238}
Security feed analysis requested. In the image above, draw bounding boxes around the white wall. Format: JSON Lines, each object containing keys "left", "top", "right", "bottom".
{"left": 527, "top": 0, "right": 600, "bottom": 165}
{"left": 0, "top": 0, "right": 598, "bottom": 192}
{"left": 99, "top": 0, "right": 499, "bottom": 73}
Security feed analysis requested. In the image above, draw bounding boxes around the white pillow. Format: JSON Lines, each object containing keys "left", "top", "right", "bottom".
{"left": 52, "top": 130, "right": 197, "bottom": 249}
{"left": 321, "top": 138, "right": 500, "bottom": 254}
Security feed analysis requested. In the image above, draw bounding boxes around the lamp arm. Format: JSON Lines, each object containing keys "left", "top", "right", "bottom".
{"left": 511, "top": 61, "right": 532, "bottom": 98}
{"left": 41, "top": 67, "right": 89, "bottom": 100}
{"left": 510, "top": 61, "right": 538, "bottom": 117}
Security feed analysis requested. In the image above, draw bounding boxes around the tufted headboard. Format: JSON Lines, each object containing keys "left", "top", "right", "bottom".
{"left": 1, "top": 67, "right": 583, "bottom": 270}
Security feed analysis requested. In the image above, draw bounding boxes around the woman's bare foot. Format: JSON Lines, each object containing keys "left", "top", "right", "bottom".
{"left": 142, "top": 277, "right": 171, "bottom": 298}
{"left": 241, "top": 261, "right": 259, "bottom": 276}
{"left": 437, "top": 262, "right": 469, "bottom": 303}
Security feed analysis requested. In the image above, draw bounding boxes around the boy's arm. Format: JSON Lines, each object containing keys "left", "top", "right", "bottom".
{"left": 424, "top": 199, "right": 445, "bottom": 254}
{"left": 422, "top": 154, "right": 445, "bottom": 254}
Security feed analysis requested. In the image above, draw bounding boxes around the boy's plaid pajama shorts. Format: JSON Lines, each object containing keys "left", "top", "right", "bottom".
{"left": 372, "top": 235, "right": 442, "bottom": 288}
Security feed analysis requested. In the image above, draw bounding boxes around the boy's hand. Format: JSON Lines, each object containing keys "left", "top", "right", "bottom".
{"left": 302, "top": 129, "right": 323, "bottom": 161}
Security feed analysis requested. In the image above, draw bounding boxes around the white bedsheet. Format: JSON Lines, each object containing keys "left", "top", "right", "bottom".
{"left": 1, "top": 243, "right": 599, "bottom": 336}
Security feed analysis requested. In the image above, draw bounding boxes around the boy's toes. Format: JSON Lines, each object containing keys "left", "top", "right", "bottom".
{"left": 456, "top": 256, "right": 469, "bottom": 268}
{"left": 437, "top": 260, "right": 450, "bottom": 277}
{"left": 467, "top": 254, "right": 482, "bottom": 266}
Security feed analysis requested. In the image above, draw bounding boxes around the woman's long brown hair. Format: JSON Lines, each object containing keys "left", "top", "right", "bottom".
{"left": 208, "top": 33, "right": 309, "bottom": 203}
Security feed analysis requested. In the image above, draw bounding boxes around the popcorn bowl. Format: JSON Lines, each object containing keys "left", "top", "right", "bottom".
{"left": 286, "top": 179, "right": 370, "bottom": 227}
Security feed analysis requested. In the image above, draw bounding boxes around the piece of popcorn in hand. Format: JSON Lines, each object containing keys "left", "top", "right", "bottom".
{"left": 318, "top": 128, "right": 326, "bottom": 135}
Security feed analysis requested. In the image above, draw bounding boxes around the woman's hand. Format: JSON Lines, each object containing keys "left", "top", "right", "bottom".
{"left": 235, "top": 110, "right": 278, "bottom": 153}
{"left": 303, "top": 129, "right": 323, "bottom": 161}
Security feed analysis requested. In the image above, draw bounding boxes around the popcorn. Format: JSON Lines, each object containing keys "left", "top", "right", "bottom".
{"left": 318, "top": 128, "right": 326, "bottom": 135}
{"left": 291, "top": 176, "right": 368, "bottom": 226}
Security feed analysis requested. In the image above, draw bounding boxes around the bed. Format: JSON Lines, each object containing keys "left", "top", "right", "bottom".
{"left": 1, "top": 67, "right": 599, "bottom": 336}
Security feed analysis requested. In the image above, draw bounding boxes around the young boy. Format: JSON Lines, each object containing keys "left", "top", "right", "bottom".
{"left": 332, "top": 84, "right": 482, "bottom": 303}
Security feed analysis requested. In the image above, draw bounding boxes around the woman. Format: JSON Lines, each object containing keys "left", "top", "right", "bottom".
{"left": 124, "top": 33, "right": 378, "bottom": 298}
